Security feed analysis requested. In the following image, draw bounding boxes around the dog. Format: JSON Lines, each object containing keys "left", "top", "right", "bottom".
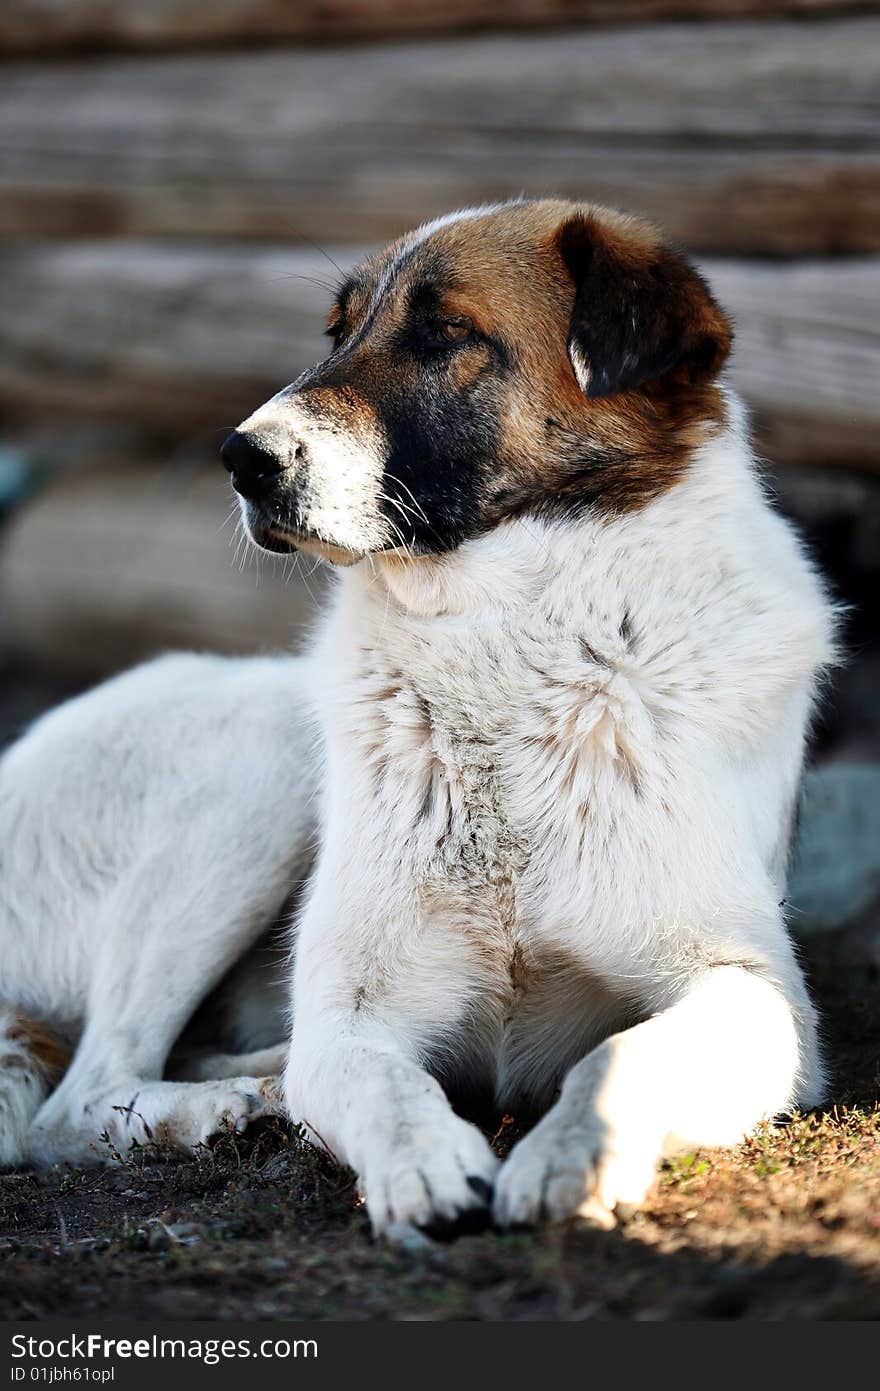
{"left": 0, "top": 199, "right": 835, "bottom": 1237}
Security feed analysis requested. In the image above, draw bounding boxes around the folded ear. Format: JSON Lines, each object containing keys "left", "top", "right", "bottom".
{"left": 557, "top": 211, "right": 732, "bottom": 399}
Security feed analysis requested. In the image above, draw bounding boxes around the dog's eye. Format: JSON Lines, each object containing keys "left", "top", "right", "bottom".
{"left": 430, "top": 316, "right": 475, "bottom": 346}
{"left": 325, "top": 323, "right": 346, "bottom": 348}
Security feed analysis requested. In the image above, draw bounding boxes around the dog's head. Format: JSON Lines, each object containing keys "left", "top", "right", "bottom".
{"left": 223, "top": 200, "right": 732, "bottom": 565}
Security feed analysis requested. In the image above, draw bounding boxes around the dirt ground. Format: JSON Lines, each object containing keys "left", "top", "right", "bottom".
{"left": 1, "top": 929, "right": 877, "bottom": 1323}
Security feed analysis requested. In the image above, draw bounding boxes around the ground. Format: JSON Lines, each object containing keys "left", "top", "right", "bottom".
{"left": 1, "top": 933, "right": 877, "bottom": 1322}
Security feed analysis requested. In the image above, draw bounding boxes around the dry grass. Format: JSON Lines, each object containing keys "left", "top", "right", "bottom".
{"left": 1, "top": 933, "right": 877, "bottom": 1322}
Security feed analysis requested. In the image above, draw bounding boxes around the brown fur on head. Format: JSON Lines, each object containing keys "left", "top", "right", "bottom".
{"left": 223, "top": 199, "right": 733, "bottom": 563}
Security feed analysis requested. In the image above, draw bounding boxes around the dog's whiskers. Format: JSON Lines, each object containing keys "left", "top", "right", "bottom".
{"left": 383, "top": 472, "right": 431, "bottom": 529}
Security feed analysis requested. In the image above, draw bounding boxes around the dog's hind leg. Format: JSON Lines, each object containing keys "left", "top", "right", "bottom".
{"left": 27, "top": 847, "right": 296, "bottom": 1166}
{"left": 0, "top": 1008, "right": 70, "bottom": 1167}
{"left": 35, "top": 1073, "right": 284, "bottom": 1165}
{"left": 171, "top": 1044, "right": 288, "bottom": 1083}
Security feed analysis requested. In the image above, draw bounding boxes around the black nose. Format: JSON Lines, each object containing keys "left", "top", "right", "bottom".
{"left": 220, "top": 431, "right": 286, "bottom": 499}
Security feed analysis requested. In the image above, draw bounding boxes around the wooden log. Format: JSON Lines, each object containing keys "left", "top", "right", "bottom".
{"left": 1, "top": 242, "right": 877, "bottom": 470}
{"left": 2, "top": 18, "right": 879, "bottom": 253}
{"left": 0, "top": 459, "right": 327, "bottom": 680}
{"left": 708, "top": 260, "right": 880, "bottom": 473}
{"left": 0, "top": 1, "right": 871, "bottom": 55}
{"left": 0, "top": 243, "right": 330, "bottom": 440}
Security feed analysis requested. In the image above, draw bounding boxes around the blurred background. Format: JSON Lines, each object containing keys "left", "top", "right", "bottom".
{"left": 0, "top": 1, "right": 878, "bottom": 945}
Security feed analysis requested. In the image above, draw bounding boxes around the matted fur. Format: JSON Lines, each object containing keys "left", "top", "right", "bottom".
{"left": 0, "top": 201, "right": 835, "bottom": 1238}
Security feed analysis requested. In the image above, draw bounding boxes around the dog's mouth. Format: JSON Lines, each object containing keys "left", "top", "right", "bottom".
{"left": 245, "top": 517, "right": 298, "bottom": 555}
{"left": 242, "top": 508, "right": 367, "bottom": 568}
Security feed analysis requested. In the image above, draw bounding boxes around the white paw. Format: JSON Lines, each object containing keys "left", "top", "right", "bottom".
{"left": 30, "top": 1076, "right": 284, "bottom": 1166}
{"left": 363, "top": 1114, "right": 498, "bottom": 1239}
{"left": 493, "top": 1112, "right": 661, "bottom": 1229}
{"left": 145, "top": 1076, "right": 284, "bottom": 1151}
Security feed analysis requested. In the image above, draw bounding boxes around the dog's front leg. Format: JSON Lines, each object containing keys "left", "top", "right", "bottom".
{"left": 285, "top": 909, "right": 498, "bottom": 1237}
{"left": 290, "top": 1033, "right": 497, "bottom": 1237}
{"left": 494, "top": 964, "right": 818, "bottom": 1229}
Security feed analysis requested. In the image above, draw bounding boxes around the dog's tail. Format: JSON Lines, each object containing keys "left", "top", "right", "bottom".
{"left": 0, "top": 1007, "right": 68, "bottom": 1167}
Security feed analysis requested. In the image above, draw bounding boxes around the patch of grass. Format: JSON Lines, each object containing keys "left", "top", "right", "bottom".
{"left": 662, "top": 1152, "right": 711, "bottom": 1186}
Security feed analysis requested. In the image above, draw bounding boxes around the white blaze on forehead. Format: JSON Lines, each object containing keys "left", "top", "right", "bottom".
{"left": 362, "top": 203, "right": 513, "bottom": 319}
{"left": 330, "top": 203, "right": 516, "bottom": 362}
{"left": 399, "top": 202, "right": 515, "bottom": 251}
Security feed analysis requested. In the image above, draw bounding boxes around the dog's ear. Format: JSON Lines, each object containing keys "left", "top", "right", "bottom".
{"left": 557, "top": 212, "right": 732, "bottom": 399}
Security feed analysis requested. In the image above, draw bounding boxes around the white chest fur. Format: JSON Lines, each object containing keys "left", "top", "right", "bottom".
{"left": 304, "top": 416, "right": 834, "bottom": 1105}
